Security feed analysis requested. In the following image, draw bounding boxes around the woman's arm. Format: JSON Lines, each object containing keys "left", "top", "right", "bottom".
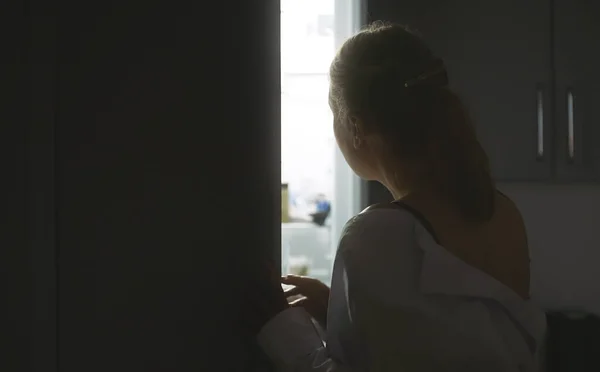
{"left": 257, "top": 307, "right": 353, "bottom": 372}
{"left": 256, "top": 210, "right": 417, "bottom": 372}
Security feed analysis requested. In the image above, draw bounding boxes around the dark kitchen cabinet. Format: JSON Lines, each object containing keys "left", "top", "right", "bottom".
{"left": 554, "top": 0, "right": 600, "bottom": 182}
{"left": 367, "top": 0, "right": 554, "bottom": 182}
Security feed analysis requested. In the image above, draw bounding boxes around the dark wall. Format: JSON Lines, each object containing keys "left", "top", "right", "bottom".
{"left": 4, "top": 0, "right": 281, "bottom": 371}
{"left": 2, "top": 1, "right": 33, "bottom": 371}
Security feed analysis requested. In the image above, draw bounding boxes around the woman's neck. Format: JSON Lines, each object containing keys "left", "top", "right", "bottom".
{"left": 384, "top": 181, "right": 443, "bottom": 203}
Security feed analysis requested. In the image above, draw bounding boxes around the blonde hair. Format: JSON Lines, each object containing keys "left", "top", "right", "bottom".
{"left": 329, "top": 22, "right": 495, "bottom": 221}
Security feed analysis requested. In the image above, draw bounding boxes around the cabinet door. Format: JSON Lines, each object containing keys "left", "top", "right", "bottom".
{"left": 367, "top": 0, "right": 553, "bottom": 181}
{"left": 554, "top": 0, "right": 600, "bottom": 181}
{"left": 2, "top": 2, "right": 29, "bottom": 370}
{"left": 56, "top": 2, "right": 280, "bottom": 371}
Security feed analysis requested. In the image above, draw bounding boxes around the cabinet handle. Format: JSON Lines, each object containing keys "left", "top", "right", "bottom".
{"left": 567, "top": 89, "right": 575, "bottom": 162}
{"left": 536, "top": 86, "right": 544, "bottom": 160}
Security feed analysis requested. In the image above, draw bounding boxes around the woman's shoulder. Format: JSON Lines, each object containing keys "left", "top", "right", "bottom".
{"left": 343, "top": 203, "right": 416, "bottom": 234}
{"left": 335, "top": 204, "right": 426, "bottom": 298}
{"left": 338, "top": 203, "right": 421, "bottom": 256}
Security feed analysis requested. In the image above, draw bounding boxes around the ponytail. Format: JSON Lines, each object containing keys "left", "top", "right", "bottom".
{"left": 438, "top": 90, "right": 496, "bottom": 222}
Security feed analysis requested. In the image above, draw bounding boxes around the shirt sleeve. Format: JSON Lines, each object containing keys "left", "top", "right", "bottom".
{"left": 256, "top": 210, "right": 418, "bottom": 372}
{"left": 257, "top": 307, "right": 353, "bottom": 372}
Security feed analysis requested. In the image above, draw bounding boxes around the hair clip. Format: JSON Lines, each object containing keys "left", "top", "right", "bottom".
{"left": 403, "top": 59, "right": 448, "bottom": 88}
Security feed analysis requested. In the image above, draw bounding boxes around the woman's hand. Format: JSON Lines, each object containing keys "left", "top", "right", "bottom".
{"left": 243, "top": 262, "right": 289, "bottom": 336}
{"left": 282, "top": 275, "right": 330, "bottom": 329}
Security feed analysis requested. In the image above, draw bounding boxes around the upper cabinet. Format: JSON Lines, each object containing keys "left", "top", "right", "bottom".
{"left": 366, "top": 0, "right": 600, "bottom": 183}
{"left": 553, "top": 0, "right": 600, "bottom": 182}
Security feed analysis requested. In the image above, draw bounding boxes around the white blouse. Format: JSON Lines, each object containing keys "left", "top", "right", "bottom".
{"left": 258, "top": 207, "right": 547, "bottom": 371}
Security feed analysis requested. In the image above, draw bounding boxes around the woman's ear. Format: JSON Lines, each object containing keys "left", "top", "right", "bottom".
{"left": 349, "top": 116, "right": 366, "bottom": 150}
{"left": 348, "top": 115, "right": 366, "bottom": 137}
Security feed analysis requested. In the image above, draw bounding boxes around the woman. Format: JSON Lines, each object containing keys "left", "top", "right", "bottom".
{"left": 247, "top": 22, "right": 546, "bottom": 371}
